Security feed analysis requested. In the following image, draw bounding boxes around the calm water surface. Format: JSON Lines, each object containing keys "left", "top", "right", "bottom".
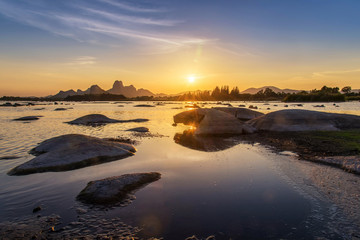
{"left": 0, "top": 101, "right": 359, "bottom": 239}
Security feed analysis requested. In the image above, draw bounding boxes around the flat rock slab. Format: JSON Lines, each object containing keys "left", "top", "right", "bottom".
{"left": 13, "top": 116, "right": 43, "bottom": 121}
{"left": 248, "top": 109, "right": 360, "bottom": 131}
{"left": 77, "top": 172, "right": 161, "bottom": 204}
{"left": 8, "top": 134, "right": 136, "bottom": 175}
{"left": 126, "top": 127, "right": 149, "bottom": 132}
{"left": 66, "top": 114, "right": 149, "bottom": 125}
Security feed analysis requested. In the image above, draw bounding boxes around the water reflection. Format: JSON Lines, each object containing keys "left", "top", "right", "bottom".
{"left": 174, "top": 129, "right": 240, "bottom": 152}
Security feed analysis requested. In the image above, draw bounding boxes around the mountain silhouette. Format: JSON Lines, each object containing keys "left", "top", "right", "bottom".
{"left": 50, "top": 80, "right": 154, "bottom": 99}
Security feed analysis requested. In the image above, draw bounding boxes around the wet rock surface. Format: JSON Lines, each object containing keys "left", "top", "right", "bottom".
{"left": 8, "top": 134, "right": 136, "bottom": 175}
{"left": 77, "top": 172, "right": 161, "bottom": 205}
{"left": 248, "top": 109, "right": 360, "bottom": 131}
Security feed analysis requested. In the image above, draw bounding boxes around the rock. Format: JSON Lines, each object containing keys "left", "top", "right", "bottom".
{"left": 133, "top": 104, "right": 155, "bottom": 107}
{"left": 173, "top": 108, "right": 211, "bottom": 125}
{"left": 66, "top": 114, "right": 121, "bottom": 125}
{"left": 54, "top": 108, "right": 67, "bottom": 111}
{"left": 248, "top": 105, "right": 258, "bottom": 109}
{"left": 194, "top": 109, "right": 255, "bottom": 136}
{"left": 33, "top": 206, "right": 42, "bottom": 213}
{"left": 213, "top": 107, "right": 264, "bottom": 121}
{"left": 174, "top": 108, "right": 255, "bottom": 136}
{"left": 66, "top": 114, "right": 149, "bottom": 126}
{"left": 77, "top": 172, "right": 161, "bottom": 204}
{"left": 126, "top": 127, "right": 149, "bottom": 133}
{"left": 13, "top": 116, "right": 43, "bottom": 121}
{"left": 248, "top": 109, "right": 360, "bottom": 131}
{"left": 8, "top": 134, "right": 136, "bottom": 175}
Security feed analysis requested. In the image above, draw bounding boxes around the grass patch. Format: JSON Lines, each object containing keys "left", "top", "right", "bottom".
{"left": 294, "top": 129, "right": 360, "bottom": 156}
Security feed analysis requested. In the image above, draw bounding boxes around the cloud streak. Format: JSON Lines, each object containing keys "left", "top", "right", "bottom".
{"left": 312, "top": 68, "right": 360, "bottom": 77}
{"left": 99, "top": 0, "right": 167, "bottom": 13}
{"left": 0, "top": 0, "right": 210, "bottom": 53}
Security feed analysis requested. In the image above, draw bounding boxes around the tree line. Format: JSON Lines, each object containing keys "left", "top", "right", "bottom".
{"left": 1, "top": 85, "right": 359, "bottom": 102}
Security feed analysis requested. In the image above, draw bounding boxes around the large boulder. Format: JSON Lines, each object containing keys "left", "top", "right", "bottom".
{"left": 194, "top": 109, "right": 255, "bottom": 135}
{"left": 173, "top": 108, "right": 211, "bottom": 125}
{"left": 248, "top": 109, "right": 360, "bottom": 131}
{"left": 213, "top": 107, "right": 264, "bottom": 121}
{"left": 8, "top": 134, "right": 136, "bottom": 175}
{"left": 77, "top": 172, "right": 161, "bottom": 204}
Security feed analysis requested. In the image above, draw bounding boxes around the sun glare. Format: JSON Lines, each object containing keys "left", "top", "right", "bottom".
{"left": 187, "top": 75, "right": 196, "bottom": 83}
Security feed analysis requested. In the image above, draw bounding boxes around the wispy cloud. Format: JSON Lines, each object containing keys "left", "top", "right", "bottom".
{"left": 66, "top": 56, "right": 97, "bottom": 65}
{"left": 99, "top": 0, "right": 167, "bottom": 13}
{"left": 0, "top": 0, "right": 210, "bottom": 54}
{"left": 312, "top": 68, "right": 360, "bottom": 77}
{"left": 84, "top": 8, "right": 181, "bottom": 26}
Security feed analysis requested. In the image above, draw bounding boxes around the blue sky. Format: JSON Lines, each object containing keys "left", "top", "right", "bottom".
{"left": 1, "top": 0, "right": 360, "bottom": 96}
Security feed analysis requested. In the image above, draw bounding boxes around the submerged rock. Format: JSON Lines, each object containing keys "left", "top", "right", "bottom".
{"left": 13, "top": 116, "right": 43, "bottom": 121}
{"left": 213, "top": 107, "right": 264, "bottom": 121}
{"left": 126, "top": 127, "right": 149, "bottom": 132}
{"left": 8, "top": 134, "right": 136, "bottom": 175}
{"left": 77, "top": 172, "right": 161, "bottom": 204}
{"left": 66, "top": 114, "right": 121, "bottom": 125}
{"left": 248, "top": 109, "right": 360, "bottom": 131}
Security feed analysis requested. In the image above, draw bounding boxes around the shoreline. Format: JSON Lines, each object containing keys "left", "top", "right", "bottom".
{"left": 239, "top": 130, "right": 360, "bottom": 175}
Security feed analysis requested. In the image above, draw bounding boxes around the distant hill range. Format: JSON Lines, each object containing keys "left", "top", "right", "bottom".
{"left": 50, "top": 80, "right": 155, "bottom": 99}
{"left": 240, "top": 86, "right": 301, "bottom": 94}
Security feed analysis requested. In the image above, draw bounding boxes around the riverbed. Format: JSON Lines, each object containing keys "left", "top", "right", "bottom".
{"left": 0, "top": 101, "right": 359, "bottom": 239}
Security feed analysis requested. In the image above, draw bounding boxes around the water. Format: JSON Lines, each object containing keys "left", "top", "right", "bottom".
{"left": 0, "top": 101, "right": 359, "bottom": 239}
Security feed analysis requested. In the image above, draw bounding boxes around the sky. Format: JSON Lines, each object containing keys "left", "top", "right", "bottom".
{"left": 1, "top": 0, "right": 360, "bottom": 96}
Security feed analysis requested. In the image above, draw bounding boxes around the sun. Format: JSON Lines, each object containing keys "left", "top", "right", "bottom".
{"left": 187, "top": 75, "right": 196, "bottom": 83}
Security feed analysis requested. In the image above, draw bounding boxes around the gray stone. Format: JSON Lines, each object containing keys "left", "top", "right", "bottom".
{"left": 8, "top": 134, "right": 136, "bottom": 175}
{"left": 77, "top": 172, "right": 161, "bottom": 204}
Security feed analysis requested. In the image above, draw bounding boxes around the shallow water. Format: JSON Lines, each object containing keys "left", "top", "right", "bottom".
{"left": 0, "top": 101, "right": 359, "bottom": 239}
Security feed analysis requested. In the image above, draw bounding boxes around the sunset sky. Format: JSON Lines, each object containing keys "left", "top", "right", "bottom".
{"left": 1, "top": 0, "right": 360, "bottom": 96}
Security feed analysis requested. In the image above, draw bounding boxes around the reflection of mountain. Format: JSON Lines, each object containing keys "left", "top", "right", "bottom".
{"left": 174, "top": 130, "right": 240, "bottom": 152}
{"left": 50, "top": 80, "right": 154, "bottom": 99}
{"left": 241, "top": 86, "right": 300, "bottom": 94}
